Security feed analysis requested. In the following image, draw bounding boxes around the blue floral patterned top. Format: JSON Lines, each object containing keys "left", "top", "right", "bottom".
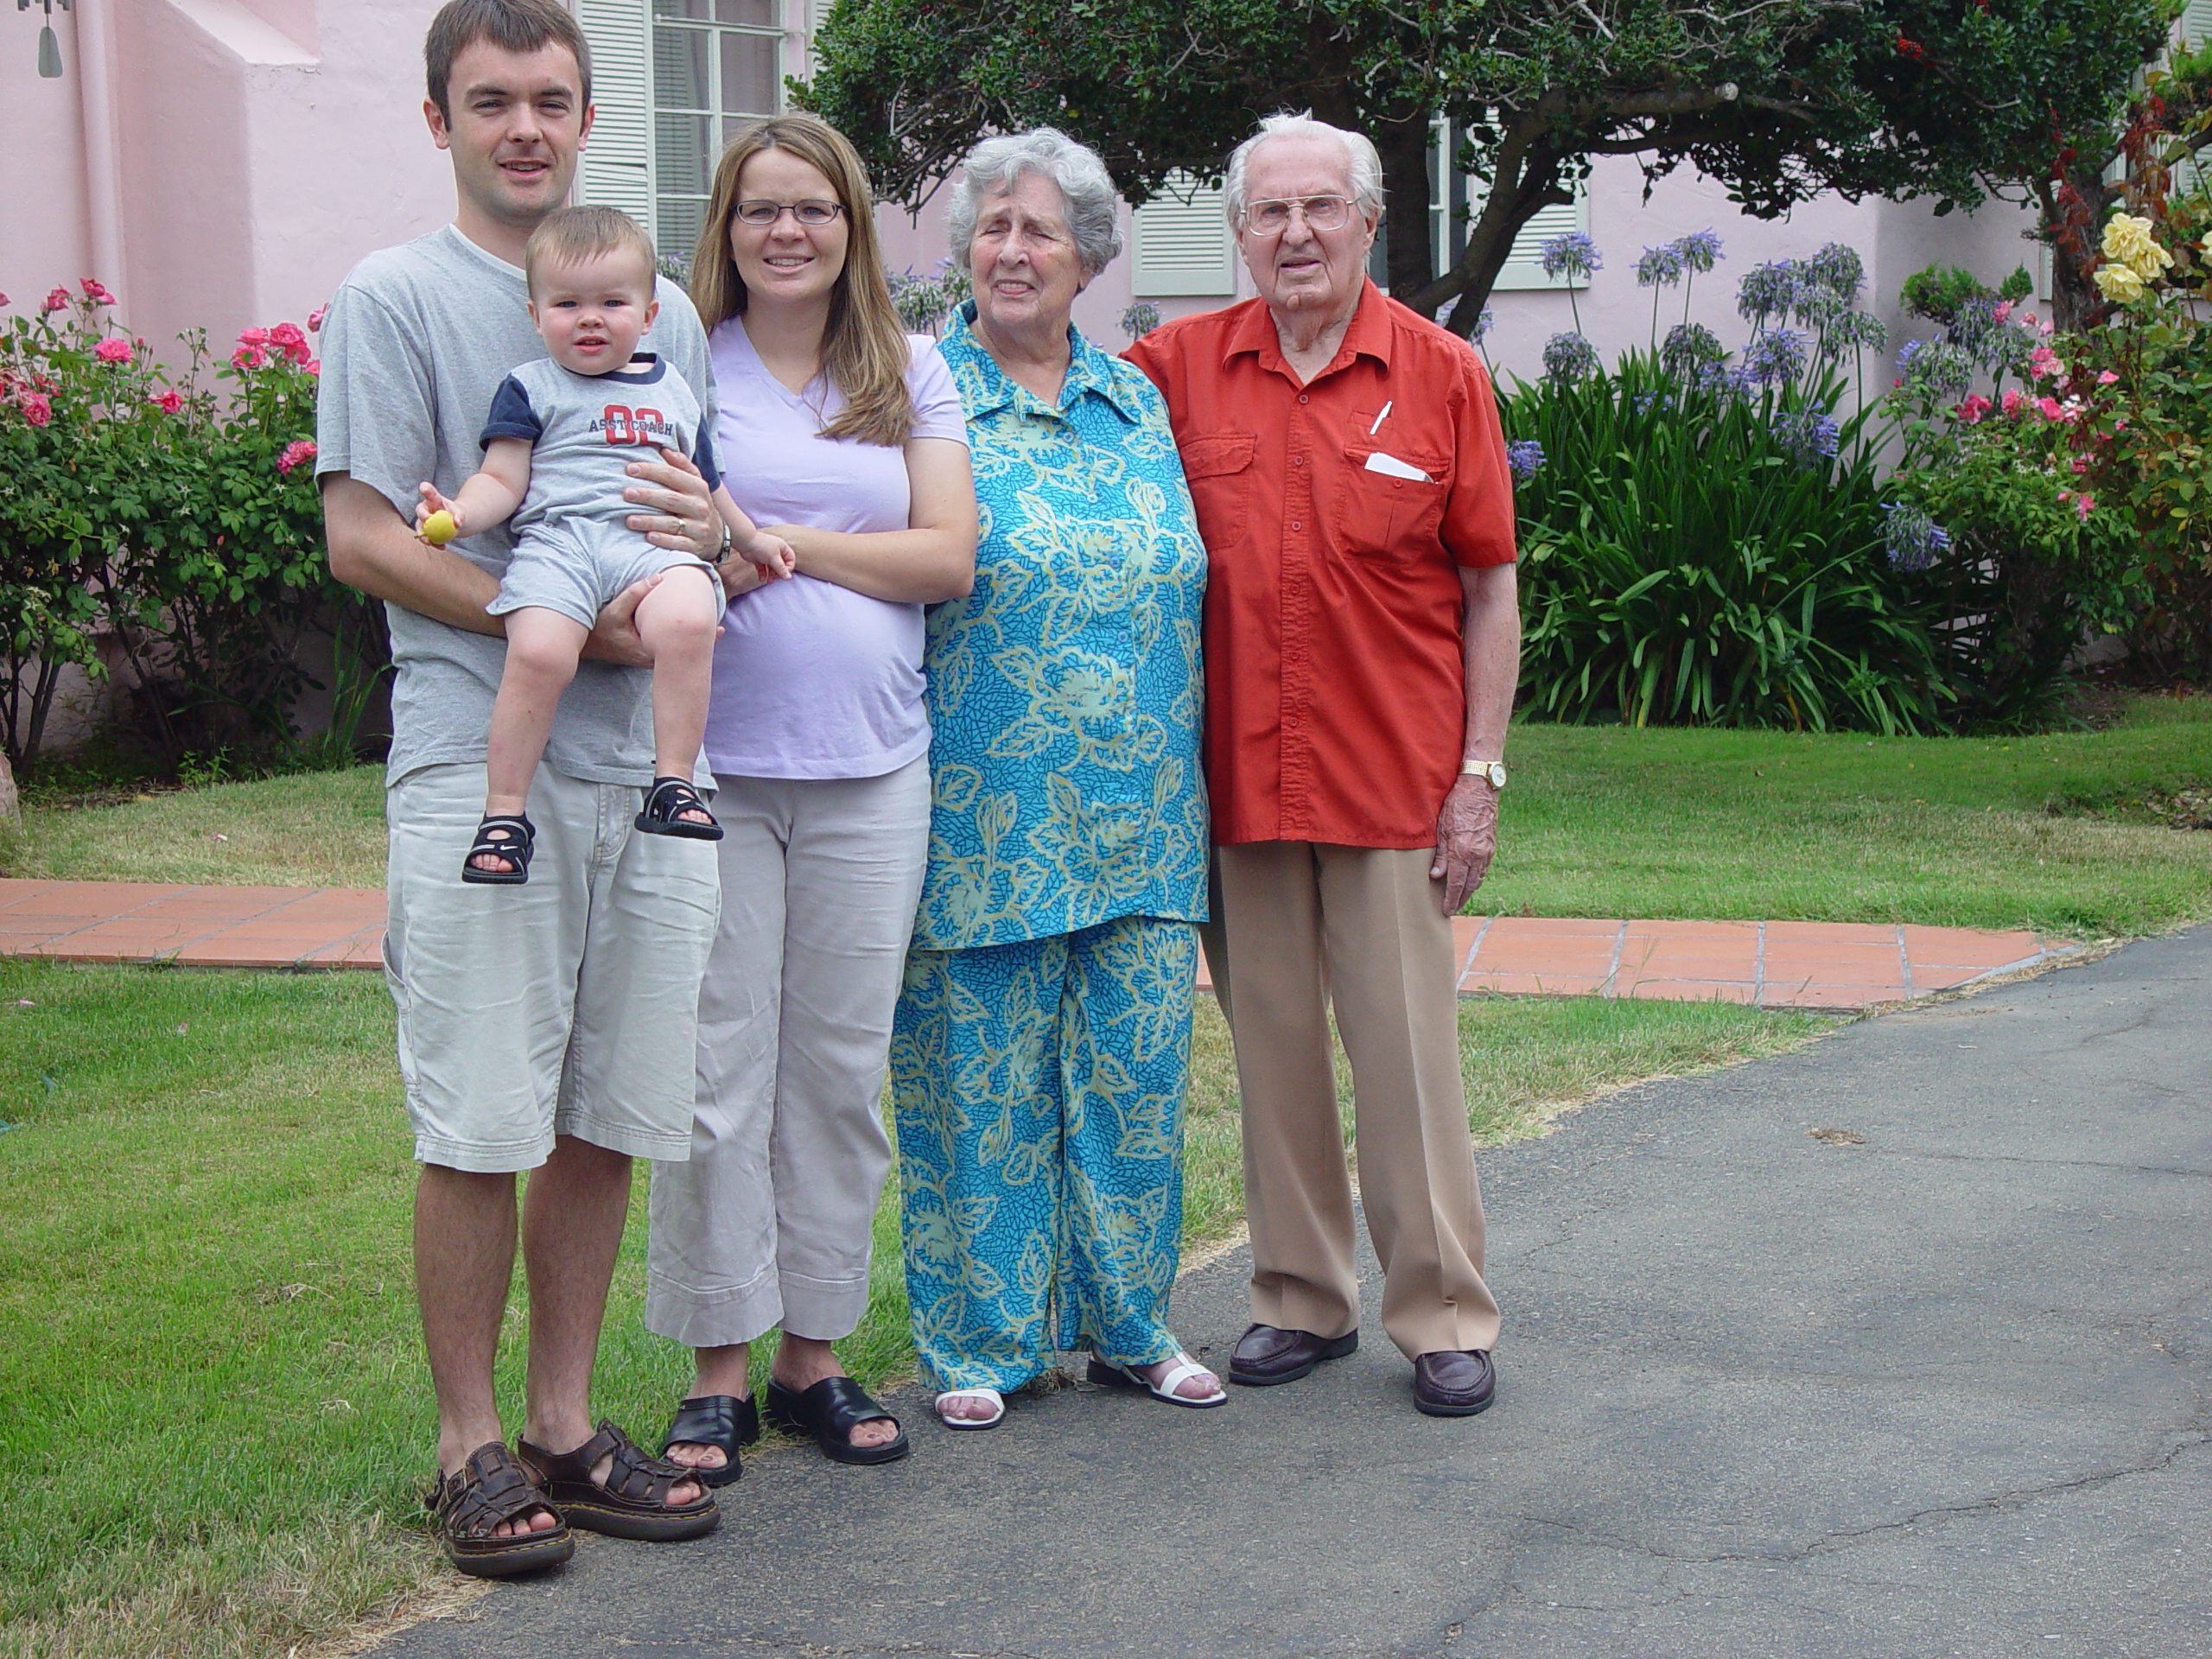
{"left": 911, "top": 305, "right": 1210, "bottom": 951}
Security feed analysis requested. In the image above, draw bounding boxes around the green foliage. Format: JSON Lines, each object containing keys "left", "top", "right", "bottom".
{"left": 0, "top": 289, "right": 387, "bottom": 776}
{"left": 803, "top": 0, "right": 2165, "bottom": 327}
{"left": 1507, "top": 354, "right": 1942, "bottom": 734}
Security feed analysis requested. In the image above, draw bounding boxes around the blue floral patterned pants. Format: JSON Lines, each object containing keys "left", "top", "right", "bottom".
{"left": 890, "top": 914, "right": 1197, "bottom": 1394}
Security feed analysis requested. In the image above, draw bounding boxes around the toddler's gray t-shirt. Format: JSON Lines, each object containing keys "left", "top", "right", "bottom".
{"left": 315, "top": 225, "right": 716, "bottom": 788}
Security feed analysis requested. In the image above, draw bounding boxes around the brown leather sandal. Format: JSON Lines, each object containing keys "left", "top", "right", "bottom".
{"left": 424, "top": 1441, "right": 574, "bottom": 1578}
{"left": 514, "top": 1420, "right": 720, "bottom": 1542}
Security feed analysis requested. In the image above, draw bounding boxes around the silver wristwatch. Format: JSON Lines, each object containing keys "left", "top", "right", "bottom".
{"left": 1460, "top": 760, "right": 1507, "bottom": 788}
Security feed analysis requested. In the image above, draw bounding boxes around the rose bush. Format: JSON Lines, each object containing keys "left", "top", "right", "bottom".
{"left": 0, "top": 284, "right": 385, "bottom": 773}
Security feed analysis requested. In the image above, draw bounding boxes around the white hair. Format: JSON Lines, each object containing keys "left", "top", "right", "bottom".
{"left": 1222, "top": 112, "right": 1384, "bottom": 226}
{"left": 948, "top": 127, "right": 1125, "bottom": 277}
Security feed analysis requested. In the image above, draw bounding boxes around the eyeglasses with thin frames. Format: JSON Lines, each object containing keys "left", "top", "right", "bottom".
{"left": 1237, "top": 195, "right": 1357, "bottom": 236}
{"left": 732, "top": 199, "right": 847, "bottom": 227}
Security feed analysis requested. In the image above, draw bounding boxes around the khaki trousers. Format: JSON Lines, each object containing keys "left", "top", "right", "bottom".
{"left": 1203, "top": 842, "right": 1501, "bottom": 1360}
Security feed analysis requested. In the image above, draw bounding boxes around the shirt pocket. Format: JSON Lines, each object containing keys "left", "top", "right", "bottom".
{"left": 1337, "top": 439, "right": 1452, "bottom": 559}
{"left": 1176, "top": 432, "right": 1258, "bottom": 550}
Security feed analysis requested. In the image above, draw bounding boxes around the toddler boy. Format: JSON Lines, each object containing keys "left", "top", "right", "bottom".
{"left": 415, "top": 204, "right": 791, "bottom": 882}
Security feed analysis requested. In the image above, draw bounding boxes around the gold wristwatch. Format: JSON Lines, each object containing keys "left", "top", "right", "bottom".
{"left": 1460, "top": 760, "right": 1508, "bottom": 788}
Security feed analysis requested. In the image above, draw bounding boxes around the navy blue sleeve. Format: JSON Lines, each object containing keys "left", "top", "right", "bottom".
{"left": 479, "top": 374, "right": 542, "bottom": 448}
{"left": 691, "top": 422, "right": 722, "bottom": 494}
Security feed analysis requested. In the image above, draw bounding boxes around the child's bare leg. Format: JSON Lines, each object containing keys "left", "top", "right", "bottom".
{"left": 632, "top": 568, "right": 723, "bottom": 828}
{"left": 480, "top": 607, "right": 589, "bottom": 868}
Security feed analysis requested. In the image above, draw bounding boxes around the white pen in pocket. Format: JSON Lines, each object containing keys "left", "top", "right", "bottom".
{"left": 1368, "top": 401, "right": 1394, "bottom": 435}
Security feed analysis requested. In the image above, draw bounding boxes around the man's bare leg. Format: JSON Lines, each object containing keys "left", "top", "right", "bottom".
{"left": 519, "top": 1134, "right": 704, "bottom": 1503}
{"left": 417, "top": 1164, "right": 557, "bottom": 1538}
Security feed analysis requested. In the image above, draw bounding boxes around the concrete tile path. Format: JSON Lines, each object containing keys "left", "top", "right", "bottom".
{"left": 0, "top": 877, "right": 2077, "bottom": 1009}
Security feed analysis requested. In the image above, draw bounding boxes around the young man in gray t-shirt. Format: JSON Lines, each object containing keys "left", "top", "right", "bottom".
{"left": 315, "top": 0, "right": 729, "bottom": 1577}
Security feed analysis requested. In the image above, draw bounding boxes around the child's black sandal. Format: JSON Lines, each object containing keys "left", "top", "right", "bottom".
{"left": 461, "top": 814, "right": 536, "bottom": 884}
{"left": 635, "top": 776, "right": 724, "bottom": 841}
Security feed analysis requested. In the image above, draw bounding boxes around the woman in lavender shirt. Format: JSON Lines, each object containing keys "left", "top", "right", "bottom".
{"left": 646, "top": 114, "right": 976, "bottom": 1472}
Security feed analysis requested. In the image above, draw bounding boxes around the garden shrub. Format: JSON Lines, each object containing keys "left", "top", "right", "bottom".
{"left": 1503, "top": 238, "right": 1945, "bottom": 734}
{"left": 0, "top": 285, "right": 387, "bottom": 774}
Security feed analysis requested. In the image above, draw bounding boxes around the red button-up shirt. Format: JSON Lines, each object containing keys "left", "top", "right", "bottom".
{"left": 1126, "top": 281, "right": 1517, "bottom": 849}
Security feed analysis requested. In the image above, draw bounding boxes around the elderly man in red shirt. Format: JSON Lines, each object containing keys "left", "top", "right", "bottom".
{"left": 1127, "top": 112, "right": 1520, "bottom": 1418}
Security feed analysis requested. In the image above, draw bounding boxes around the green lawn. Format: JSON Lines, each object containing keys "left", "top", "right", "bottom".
{"left": 0, "top": 958, "right": 1821, "bottom": 1659}
{"left": 5, "top": 692, "right": 2206, "bottom": 934}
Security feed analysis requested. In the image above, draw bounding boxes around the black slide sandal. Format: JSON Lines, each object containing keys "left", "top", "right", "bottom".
{"left": 635, "top": 776, "right": 724, "bottom": 840}
{"left": 659, "top": 1393, "right": 760, "bottom": 1490}
{"left": 764, "top": 1376, "right": 911, "bottom": 1465}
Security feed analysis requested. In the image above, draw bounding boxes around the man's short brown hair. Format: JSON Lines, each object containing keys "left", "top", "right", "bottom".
{"left": 425, "top": 0, "right": 591, "bottom": 118}
{"left": 524, "top": 206, "right": 658, "bottom": 298}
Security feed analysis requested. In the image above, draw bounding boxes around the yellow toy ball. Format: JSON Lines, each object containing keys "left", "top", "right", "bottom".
{"left": 422, "top": 509, "right": 459, "bottom": 545}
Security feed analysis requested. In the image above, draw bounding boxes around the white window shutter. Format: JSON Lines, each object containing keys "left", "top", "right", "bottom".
{"left": 2182, "top": 0, "right": 2212, "bottom": 45}
{"left": 576, "top": 0, "right": 655, "bottom": 240}
{"left": 1465, "top": 175, "right": 1589, "bottom": 292}
{"left": 1133, "top": 175, "right": 1236, "bottom": 297}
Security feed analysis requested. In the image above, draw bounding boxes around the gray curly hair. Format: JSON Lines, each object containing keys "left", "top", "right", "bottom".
{"left": 948, "top": 127, "right": 1125, "bottom": 278}
{"left": 1223, "top": 112, "right": 1385, "bottom": 226}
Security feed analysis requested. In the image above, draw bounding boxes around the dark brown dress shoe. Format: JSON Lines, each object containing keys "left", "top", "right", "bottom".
{"left": 1412, "top": 1349, "right": 1496, "bottom": 1416}
{"left": 1227, "top": 1322, "right": 1359, "bottom": 1386}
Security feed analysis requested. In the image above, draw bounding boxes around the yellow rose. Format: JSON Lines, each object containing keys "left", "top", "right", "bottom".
{"left": 2101, "top": 213, "right": 2173, "bottom": 281}
{"left": 2096, "top": 263, "right": 2146, "bottom": 304}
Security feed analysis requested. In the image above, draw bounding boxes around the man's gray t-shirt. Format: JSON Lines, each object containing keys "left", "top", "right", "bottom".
{"left": 315, "top": 224, "right": 716, "bottom": 787}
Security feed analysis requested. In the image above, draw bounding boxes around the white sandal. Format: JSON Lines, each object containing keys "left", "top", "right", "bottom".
{"left": 1085, "top": 1350, "right": 1229, "bottom": 1408}
{"left": 933, "top": 1388, "right": 1006, "bottom": 1430}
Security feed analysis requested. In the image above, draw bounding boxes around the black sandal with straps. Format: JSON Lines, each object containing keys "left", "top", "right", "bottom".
{"left": 635, "top": 776, "right": 724, "bottom": 841}
{"left": 461, "top": 813, "right": 535, "bottom": 884}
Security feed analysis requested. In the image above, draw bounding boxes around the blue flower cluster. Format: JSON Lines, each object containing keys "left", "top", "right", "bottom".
{"left": 1660, "top": 321, "right": 1726, "bottom": 379}
{"left": 1743, "top": 327, "right": 1808, "bottom": 386}
{"left": 1506, "top": 439, "right": 1545, "bottom": 480}
{"left": 1539, "top": 232, "right": 1604, "bottom": 281}
{"left": 1542, "top": 331, "right": 1601, "bottom": 382}
{"left": 1881, "top": 502, "right": 1952, "bottom": 572}
{"left": 1770, "top": 405, "right": 1842, "bottom": 468}
{"left": 1896, "top": 337, "right": 1974, "bottom": 401}
{"left": 1635, "top": 229, "right": 1725, "bottom": 287}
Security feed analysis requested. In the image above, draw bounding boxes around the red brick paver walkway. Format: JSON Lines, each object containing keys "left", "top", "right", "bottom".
{"left": 0, "top": 878, "right": 2075, "bottom": 1011}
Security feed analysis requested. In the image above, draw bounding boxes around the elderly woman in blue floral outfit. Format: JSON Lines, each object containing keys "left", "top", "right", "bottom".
{"left": 891, "top": 128, "right": 1219, "bottom": 1429}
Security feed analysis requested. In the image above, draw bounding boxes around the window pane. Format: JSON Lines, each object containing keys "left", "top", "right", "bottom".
{"left": 652, "top": 24, "right": 710, "bottom": 111}
{"left": 651, "top": 0, "right": 712, "bottom": 19}
{"left": 658, "top": 197, "right": 707, "bottom": 266}
{"left": 656, "top": 111, "right": 715, "bottom": 199}
{"left": 717, "top": 0, "right": 777, "bottom": 22}
{"left": 720, "top": 30, "right": 778, "bottom": 114}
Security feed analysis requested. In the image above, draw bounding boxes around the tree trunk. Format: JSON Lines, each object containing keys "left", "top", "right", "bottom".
{"left": 0, "top": 747, "right": 17, "bottom": 822}
{"left": 1417, "top": 123, "right": 1572, "bottom": 337}
{"left": 1376, "top": 113, "right": 1437, "bottom": 306}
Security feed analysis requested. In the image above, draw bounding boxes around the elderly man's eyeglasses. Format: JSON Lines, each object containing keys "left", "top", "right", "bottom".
{"left": 1238, "top": 195, "right": 1357, "bottom": 236}
{"left": 733, "top": 199, "right": 847, "bottom": 226}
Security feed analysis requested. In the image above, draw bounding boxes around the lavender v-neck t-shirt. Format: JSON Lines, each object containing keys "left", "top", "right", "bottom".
{"left": 703, "top": 321, "right": 968, "bottom": 779}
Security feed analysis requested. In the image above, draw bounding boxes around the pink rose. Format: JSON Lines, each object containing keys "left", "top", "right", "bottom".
{"left": 2072, "top": 493, "right": 2094, "bottom": 522}
{"left": 1993, "top": 300, "right": 2013, "bottom": 323}
{"left": 2070, "top": 455, "right": 2089, "bottom": 474}
{"left": 237, "top": 327, "right": 270, "bottom": 347}
{"left": 93, "top": 337, "right": 131, "bottom": 364}
{"left": 0, "top": 293, "right": 9, "bottom": 310}
{"left": 2028, "top": 345, "right": 2062, "bottom": 380}
{"left": 232, "top": 343, "right": 267, "bottom": 370}
{"left": 2097, "top": 370, "right": 2119, "bottom": 385}
{"left": 307, "top": 304, "right": 327, "bottom": 334}
{"left": 19, "top": 392, "right": 52, "bottom": 427}
{"left": 2036, "top": 396, "right": 2064, "bottom": 422}
{"left": 80, "top": 278, "right": 117, "bottom": 305}
{"left": 276, "top": 438, "right": 318, "bottom": 474}
{"left": 268, "top": 321, "right": 305, "bottom": 348}
{"left": 304, "top": 358, "right": 320, "bottom": 377}
{"left": 41, "top": 288, "right": 69, "bottom": 314}
{"left": 150, "top": 388, "right": 184, "bottom": 415}
{"left": 2001, "top": 389, "right": 2029, "bottom": 417}
{"left": 1955, "top": 393, "right": 1993, "bottom": 425}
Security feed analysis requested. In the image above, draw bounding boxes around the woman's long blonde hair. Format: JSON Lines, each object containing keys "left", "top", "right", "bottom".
{"left": 689, "top": 114, "right": 916, "bottom": 448}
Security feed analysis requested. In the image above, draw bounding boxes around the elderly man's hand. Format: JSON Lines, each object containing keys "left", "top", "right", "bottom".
{"left": 1430, "top": 775, "right": 1500, "bottom": 915}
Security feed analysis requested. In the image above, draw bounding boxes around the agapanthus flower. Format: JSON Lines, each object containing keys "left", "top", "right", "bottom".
{"left": 1506, "top": 439, "right": 1545, "bottom": 481}
{"left": 1737, "top": 261, "right": 1802, "bottom": 328}
{"left": 1770, "top": 404, "right": 1841, "bottom": 467}
{"left": 1466, "top": 307, "right": 1495, "bottom": 345}
{"left": 1806, "top": 243, "right": 1866, "bottom": 304}
{"left": 1635, "top": 244, "right": 1685, "bottom": 287}
{"left": 1900, "top": 339, "right": 1974, "bottom": 401}
{"left": 1539, "top": 232, "right": 1603, "bottom": 281}
{"left": 276, "top": 439, "right": 318, "bottom": 474}
{"left": 1541, "top": 331, "right": 1601, "bottom": 383}
{"left": 93, "top": 337, "right": 132, "bottom": 364}
{"left": 1672, "top": 230, "right": 1723, "bottom": 272}
{"left": 1660, "top": 321, "right": 1726, "bottom": 380}
{"left": 1743, "top": 327, "right": 1808, "bottom": 386}
{"left": 1882, "top": 502, "right": 1950, "bottom": 572}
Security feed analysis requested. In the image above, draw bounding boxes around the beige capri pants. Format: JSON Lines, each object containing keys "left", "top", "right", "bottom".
{"left": 645, "top": 757, "right": 931, "bottom": 1348}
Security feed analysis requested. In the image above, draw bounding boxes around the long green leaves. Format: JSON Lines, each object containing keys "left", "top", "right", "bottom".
{"left": 1504, "top": 353, "right": 1946, "bottom": 734}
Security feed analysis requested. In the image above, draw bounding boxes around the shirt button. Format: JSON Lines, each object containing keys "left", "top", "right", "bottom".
{"left": 1290, "top": 520, "right": 1302, "bottom": 531}
{"left": 1298, "top": 393, "right": 1310, "bottom": 404}
{"left": 1293, "top": 455, "right": 1305, "bottom": 466}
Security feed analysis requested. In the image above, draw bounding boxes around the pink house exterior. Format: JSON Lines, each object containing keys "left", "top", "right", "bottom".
{"left": 8, "top": 2, "right": 2043, "bottom": 391}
